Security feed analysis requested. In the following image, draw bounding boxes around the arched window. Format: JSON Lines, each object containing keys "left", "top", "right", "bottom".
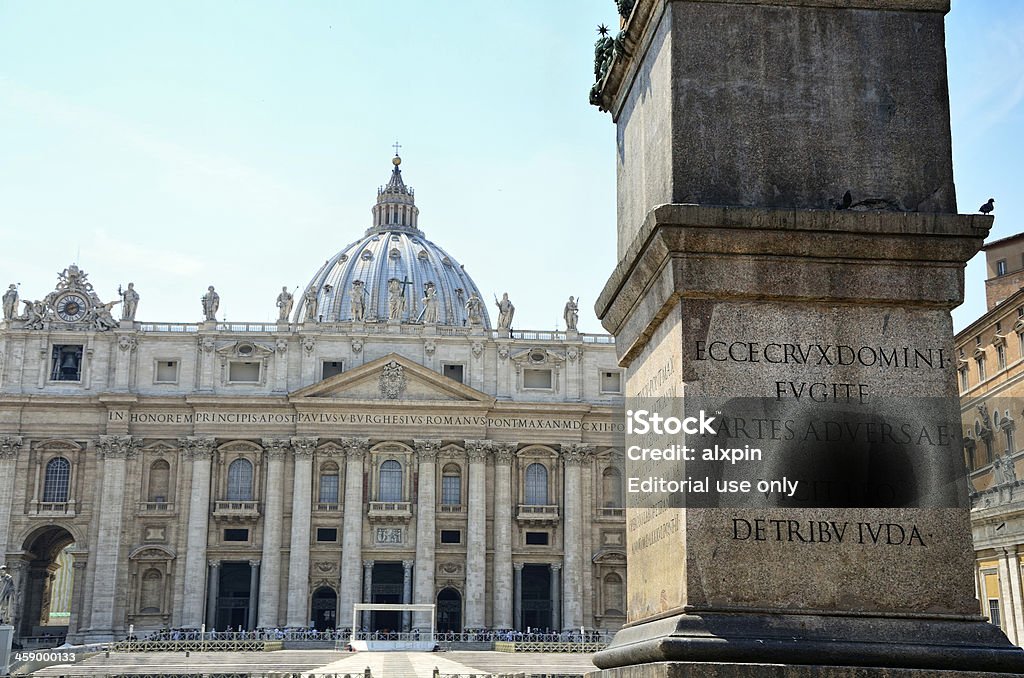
{"left": 140, "top": 568, "right": 163, "bottom": 613}
{"left": 603, "top": 573, "right": 624, "bottom": 615}
{"left": 378, "top": 460, "right": 403, "bottom": 502}
{"left": 148, "top": 459, "right": 170, "bottom": 503}
{"left": 43, "top": 457, "right": 71, "bottom": 503}
{"left": 227, "top": 458, "right": 254, "bottom": 501}
{"left": 603, "top": 467, "right": 623, "bottom": 508}
{"left": 441, "top": 464, "right": 462, "bottom": 506}
{"left": 319, "top": 462, "right": 340, "bottom": 504}
{"left": 525, "top": 463, "right": 548, "bottom": 505}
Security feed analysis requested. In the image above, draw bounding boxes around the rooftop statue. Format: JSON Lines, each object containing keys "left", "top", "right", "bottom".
{"left": 202, "top": 286, "right": 220, "bottom": 321}
{"left": 495, "top": 292, "right": 515, "bottom": 331}
{"left": 276, "top": 286, "right": 294, "bottom": 322}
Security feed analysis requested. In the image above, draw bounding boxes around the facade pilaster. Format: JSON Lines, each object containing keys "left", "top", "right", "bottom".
{"left": 560, "top": 443, "right": 591, "bottom": 630}
{"left": 402, "top": 559, "right": 414, "bottom": 631}
{"left": 464, "top": 439, "right": 489, "bottom": 629}
{"left": 258, "top": 438, "right": 288, "bottom": 627}
{"left": 999, "top": 548, "right": 1024, "bottom": 645}
{"left": 413, "top": 439, "right": 440, "bottom": 631}
{"left": 362, "top": 559, "right": 374, "bottom": 628}
{"left": 514, "top": 562, "right": 524, "bottom": 631}
{"left": 550, "top": 562, "right": 561, "bottom": 632}
{"left": 181, "top": 437, "right": 216, "bottom": 628}
{"left": 0, "top": 436, "right": 23, "bottom": 567}
{"left": 247, "top": 560, "right": 260, "bottom": 631}
{"left": 339, "top": 437, "right": 369, "bottom": 631}
{"left": 286, "top": 436, "right": 318, "bottom": 626}
{"left": 206, "top": 560, "right": 220, "bottom": 629}
{"left": 87, "top": 435, "right": 141, "bottom": 640}
{"left": 66, "top": 553, "right": 88, "bottom": 643}
{"left": 492, "top": 442, "right": 516, "bottom": 629}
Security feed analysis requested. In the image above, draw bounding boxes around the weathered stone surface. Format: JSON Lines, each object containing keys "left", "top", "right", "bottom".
{"left": 590, "top": 660, "right": 1015, "bottom": 678}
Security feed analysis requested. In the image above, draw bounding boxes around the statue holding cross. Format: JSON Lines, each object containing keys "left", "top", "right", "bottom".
{"left": 387, "top": 276, "right": 413, "bottom": 321}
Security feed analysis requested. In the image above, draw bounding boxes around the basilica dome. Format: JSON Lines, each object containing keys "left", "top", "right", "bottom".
{"left": 294, "top": 156, "right": 491, "bottom": 328}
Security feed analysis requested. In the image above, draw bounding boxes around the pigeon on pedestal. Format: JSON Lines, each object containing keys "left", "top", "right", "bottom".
{"left": 980, "top": 198, "right": 995, "bottom": 215}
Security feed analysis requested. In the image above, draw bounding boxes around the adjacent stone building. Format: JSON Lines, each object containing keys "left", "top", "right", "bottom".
{"left": 0, "top": 156, "right": 627, "bottom": 643}
{"left": 959, "top": 232, "right": 1024, "bottom": 646}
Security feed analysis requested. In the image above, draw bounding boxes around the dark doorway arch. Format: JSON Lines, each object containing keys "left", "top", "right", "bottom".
{"left": 521, "top": 564, "right": 552, "bottom": 631}
{"left": 312, "top": 586, "right": 337, "bottom": 630}
{"left": 19, "top": 525, "right": 76, "bottom": 641}
{"left": 436, "top": 587, "right": 462, "bottom": 633}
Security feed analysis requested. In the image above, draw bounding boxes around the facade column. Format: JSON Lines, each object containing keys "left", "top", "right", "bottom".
{"left": 464, "top": 440, "right": 489, "bottom": 629}
{"left": 206, "top": 561, "right": 220, "bottom": 629}
{"left": 362, "top": 559, "right": 374, "bottom": 628}
{"left": 560, "top": 444, "right": 590, "bottom": 630}
{"left": 550, "top": 563, "right": 561, "bottom": 632}
{"left": 514, "top": 563, "right": 524, "bottom": 631}
{"left": 87, "top": 435, "right": 141, "bottom": 640}
{"left": 402, "top": 559, "right": 414, "bottom": 631}
{"left": 65, "top": 553, "right": 89, "bottom": 643}
{"left": 181, "top": 437, "right": 216, "bottom": 628}
{"left": 339, "top": 437, "right": 368, "bottom": 632}
{"left": 999, "top": 549, "right": 1024, "bottom": 644}
{"left": 247, "top": 560, "right": 260, "bottom": 631}
{"left": 257, "top": 439, "right": 288, "bottom": 628}
{"left": 0, "top": 436, "right": 23, "bottom": 567}
{"left": 412, "top": 440, "right": 440, "bottom": 631}
{"left": 286, "top": 437, "right": 318, "bottom": 627}
{"left": 492, "top": 443, "right": 516, "bottom": 629}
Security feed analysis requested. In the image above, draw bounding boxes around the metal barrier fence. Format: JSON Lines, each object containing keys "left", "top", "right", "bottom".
{"left": 493, "top": 640, "right": 606, "bottom": 654}
{"left": 436, "top": 673, "right": 583, "bottom": 678}
{"left": 140, "top": 630, "right": 614, "bottom": 645}
{"left": 43, "top": 674, "right": 373, "bottom": 678}
{"left": 108, "top": 639, "right": 284, "bottom": 653}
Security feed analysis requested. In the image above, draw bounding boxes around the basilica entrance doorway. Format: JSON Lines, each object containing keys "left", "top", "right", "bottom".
{"left": 215, "top": 562, "right": 253, "bottom": 631}
{"left": 369, "top": 562, "right": 402, "bottom": 632}
{"left": 312, "top": 586, "right": 337, "bottom": 630}
{"left": 436, "top": 587, "right": 462, "bottom": 633}
{"left": 19, "top": 526, "right": 77, "bottom": 642}
{"left": 521, "top": 564, "right": 552, "bottom": 631}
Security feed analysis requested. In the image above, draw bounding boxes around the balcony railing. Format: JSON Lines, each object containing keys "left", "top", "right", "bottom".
{"left": 597, "top": 507, "right": 625, "bottom": 518}
{"left": 438, "top": 504, "right": 466, "bottom": 514}
{"left": 516, "top": 504, "right": 559, "bottom": 523}
{"left": 315, "top": 502, "right": 341, "bottom": 512}
{"left": 34, "top": 501, "right": 75, "bottom": 517}
{"left": 213, "top": 500, "right": 260, "bottom": 520}
{"left": 138, "top": 501, "right": 176, "bottom": 513}
{"left": 367, "top": 501, "right": 412, "bottom": 523}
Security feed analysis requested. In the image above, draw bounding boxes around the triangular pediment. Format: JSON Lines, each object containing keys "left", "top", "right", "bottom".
{"left": 290, "top": 353, "right": 495, "bottom": 403}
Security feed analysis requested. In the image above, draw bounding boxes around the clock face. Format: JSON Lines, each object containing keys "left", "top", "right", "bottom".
{"left": 56, "top": 294, "right": 88, "bottom": 322}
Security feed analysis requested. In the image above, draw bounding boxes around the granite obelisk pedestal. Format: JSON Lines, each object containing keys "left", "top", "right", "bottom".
{"left": 591, "top": 0, "right": 1024, "bottom": 675}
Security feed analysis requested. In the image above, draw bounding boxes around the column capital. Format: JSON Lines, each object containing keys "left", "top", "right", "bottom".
{"left": 402, "top": 559, "right": 415, "bottom": 570}
{"left": 363, "top": 559, "right": 375, "bottom": 569}
{"left": 551, "top": 563, "right": 562, "bottom": 572}
{"left": 262, "top": 438, "right": 290, "bottom": 460}
{"left": 208, "top": 560, "right": 220, "bottom": 569}
{"left": 465, "top": 439, "right": 491, "bottom": 462}
{"left": 97, "top": 435, "right": 142, "bottom": 460}
{"left": 414, "top": 439, "right": 442, "bottom": 462}
{"left": 180, "top": 436, "right": 216, "bottom": 460}
{"left": 492, "top": 442, "right": 518, "bottom": 464}
{"left": 0, "top": 435, "right": 23, "bottom": 459}
{"left": 514, "top": 562, "right": 525, "bottom": 572}
{"left": 561, "top": 443, "right": 595, "bottom": 466}
{"left": 248, "top": 559, "right": 262, "bottom": 567}
{"left": 291, "top": 436, "right": 319, "bottom": 456}
{"left": 343, "top": 437, "right": 370, "bottom": 460}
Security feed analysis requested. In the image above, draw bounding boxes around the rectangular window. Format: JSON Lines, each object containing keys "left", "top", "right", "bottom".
{"left": 442, "top": 363, "right": 465, "bottom": 384}
{"left": 998, "top": 345, "right": 1007, "bottom": 370}
{"left": 989, "top": 599, "right": 1002, "bottom": 627}
{"left": 228, "top": 361, "right": 260, "bottom": 382}
{"left": 600, "top": 370, "right": 623, "bottom": 394}
{"left": 960, "top": 368, "right": 969, "bottom": 392}
{"left": 316, "top": 527, "right": 338, "bottom": 542}
{"left": 223, "top": 528, "right": 249, "bottom": 542}
{"left": 319, "top": 474, "right": 339, "bottom": 503}
{"left": 440, "top": 530, "right": 461, "bottom": 544}
{"left": 322, "top": 361, "right": 344, "bottom": 380}
{"left": 978, "top": 357, "right": 987, "bottom": 382}
{"left": 525, "top": 531, "right": 549, "bottom": 545}
{"left": 155, "top": 360, "right": 179, "bottom": 383}
{"left": 441, "top": 475, "right": 461, "bottom": 506}
{"left": 523, "top": 368, "right": 553, "bottom": 389}
{"left": 51, "top": 345, "right": 84, "bottom": 382}
{"left": 997, "top": 259, "right": 1008, "bottom": 276}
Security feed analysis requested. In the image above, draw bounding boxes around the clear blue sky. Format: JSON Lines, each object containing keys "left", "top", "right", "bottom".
{"left": 0, "top": 1, "right": 1020, "bottom": 334}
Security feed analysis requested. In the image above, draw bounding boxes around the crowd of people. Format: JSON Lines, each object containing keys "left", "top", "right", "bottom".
{"left": 141, "top": 626, "right": 612, "bottom": 644}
